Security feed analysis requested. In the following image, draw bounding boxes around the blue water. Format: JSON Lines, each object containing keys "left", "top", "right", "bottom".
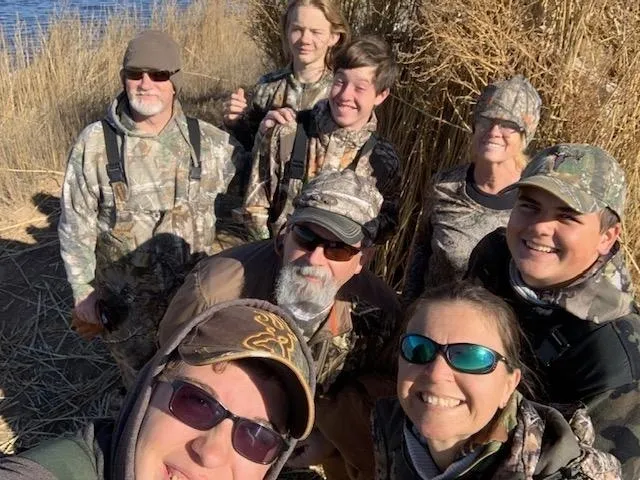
{"left": 0, "top": 0, "right": 193, "bottom": 40}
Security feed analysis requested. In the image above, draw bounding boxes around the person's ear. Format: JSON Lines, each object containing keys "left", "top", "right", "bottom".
{"left": 354, "top": 246, "right": 375, "bottom": 275}
{"left": 499, "top": 368, "right": 521, "bottom": 409}
{"left": 373, "top": 88, "right": 390, "bottom": 108}
{"left": 328, "top": 32, "right": 340, "bottom": 48}
{"left": 597, "top": 223, "right": 621, "bottom": 256}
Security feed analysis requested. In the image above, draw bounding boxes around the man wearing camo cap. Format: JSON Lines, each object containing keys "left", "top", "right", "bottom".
{"left": 403, "top": 74, "right": 542, "bottom": 304}
{"left": 160, "top": 169, "right": 401, "bottom": 479}
{"left": 58, "top": 30, "right": 246, "bottom": 386}
{"left": 466, "top": 143, "right": 640, "bottom": 477}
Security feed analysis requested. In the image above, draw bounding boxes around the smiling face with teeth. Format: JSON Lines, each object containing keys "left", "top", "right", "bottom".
{"left": 507, "top": 187, "right": 620, "bottom": 288}
{"left": 471, "top": 116, "right": 525, "bottom": 167}
{"left": 398, "top": 300, "right": 521, "bottom": 454}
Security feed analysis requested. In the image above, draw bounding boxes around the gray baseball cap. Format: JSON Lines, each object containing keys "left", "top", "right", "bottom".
{"left": 474, "top": 74, "right": 542, "bottom": 146}
{"left": 505, "top": 143, "right": 626, "bottom": 220}
{"left": 289, "top": 170, "right": 383, "bottom": 245}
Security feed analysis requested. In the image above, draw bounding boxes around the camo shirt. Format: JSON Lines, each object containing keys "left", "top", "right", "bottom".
{"left": 373, "top": 392, "right": 622, "bottom": 479}
{"left": 59, "top": 93, "right": 245, "bottom": 303}
{"left": 226, "top": 66, "right": 334, "bottom": 150}
{"left": 403, "top": 164, "right": 515, "bottom": 303}
{"left": 243, "top": 99, "right": 402, "bottom": 242}
{"left": 466, "top": 228, "right": 640, "bottom": 478}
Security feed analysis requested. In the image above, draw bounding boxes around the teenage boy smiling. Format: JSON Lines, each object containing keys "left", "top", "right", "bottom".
{"left": 242, "top": 35, "right": 402, "bottom": 244}
{"left": 466, "top": 143, "right": 640, "bottom": 478}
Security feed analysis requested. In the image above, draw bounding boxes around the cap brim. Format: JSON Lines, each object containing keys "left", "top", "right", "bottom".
{"left": 502, "top": 176, "right": 604, "bottom": 214}
{"left": 179, "top": 348, "right": 315, "bottom": 440}
{"left": 289, "top": 206, "right": 363, "bottom": 245}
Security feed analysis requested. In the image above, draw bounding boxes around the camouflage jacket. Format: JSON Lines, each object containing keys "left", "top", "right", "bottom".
{"left": 243, "top": 100, "right": 402, "bottom": 242}
{"left": 466, "top": 228, "right": 640, "bottom": 478}
{"left": 58, "top": 93, "right": 245, "bottom": 303}
{"left": 226, "top": 65, "right": 333, "bottom": 150}
{"left": 403, "top": 164, "right": 514, "bottom": 304}
{"left": 158, "top": 239, "right": 401, "bottom": 394}
{"left": 373, "top": 392, "right": 622, "bottom": 479}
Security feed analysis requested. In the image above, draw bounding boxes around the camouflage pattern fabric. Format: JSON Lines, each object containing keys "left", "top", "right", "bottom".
{"left": 227, "top": 66, "right": 333, "bottom": 150}
{"left": 466, "top": 229, "right": 640, "bottom": 478}
{"left": 373, "top": 392, "right": 622, "bottom": 479}
{"left": 507, "top": 143, "right": 626, "bottom": 219}
{"left": 474, "top": 74, "right": 541, "bottom": 146}
{"left": 243, "top": 100, "right": 401, "bottom": 243}
{"left": 403, "top": 164, "right": 512, "bottom": 304}
{"left": 58, "top": 93, "right": 245, "bottom": 384}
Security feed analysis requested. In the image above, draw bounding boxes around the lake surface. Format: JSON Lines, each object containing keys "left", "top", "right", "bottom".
{"left": 0, "top": 0, "right": 193, "bottom": 39}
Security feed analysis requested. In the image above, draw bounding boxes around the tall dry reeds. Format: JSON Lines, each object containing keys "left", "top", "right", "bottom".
{"left": 0, "top": 0, "right": 263, "bottom": 206}
{"left": 250, "top": 0, "right": 640, "bottom": 287}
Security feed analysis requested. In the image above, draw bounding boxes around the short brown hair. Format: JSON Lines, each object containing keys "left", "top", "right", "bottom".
{"left": 334, "top": 35, "right": 399, "bottom": 93}
{"left": 281, "top": 0, "right": 350, "bottom": 69}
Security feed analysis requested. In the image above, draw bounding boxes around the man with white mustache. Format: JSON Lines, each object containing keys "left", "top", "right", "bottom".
{"left": 58, "top": 30, "right": 246, "bottom": 387}
{"left": 466, "top": 143, "right": 640, "bottom": 478}
{"left": 160, "top": 169, "right": 401, "bottom": 479}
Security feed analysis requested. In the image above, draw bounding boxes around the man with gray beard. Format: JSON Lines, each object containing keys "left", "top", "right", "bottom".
{"left": 58, "top": 30, "right": 246, "bottom": 387}
{"left": 160, "top": 169, "right": 401, "bottom": 480}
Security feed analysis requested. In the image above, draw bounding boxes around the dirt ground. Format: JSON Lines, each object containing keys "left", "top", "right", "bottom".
{"left": 0, "top": 175, "right": 246, "bottom": 455}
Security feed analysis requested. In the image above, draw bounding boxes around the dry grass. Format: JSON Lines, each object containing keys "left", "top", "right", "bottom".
{"left": 0, "top": 0, "right": 263, "bottom": 457}
{"left": 0, "top": 0, "right": 264, "bottom": 206}
{"left": 249, "top": 0, "right": 640, "bottom": 288}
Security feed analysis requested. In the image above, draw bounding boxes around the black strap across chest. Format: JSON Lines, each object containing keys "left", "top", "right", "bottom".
{"left": 101, "top": 116, "right": 201, "bottom": 186}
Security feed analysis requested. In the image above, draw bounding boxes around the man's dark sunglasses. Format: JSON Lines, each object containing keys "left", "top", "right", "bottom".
{"left": 123, "top": 69, "right": 175, "bottom": 82}
{"left": 291, "top": 224, "right": 361, "bottom": 261}
{"left": 400, "top": 333, "right": 511, "bottom": 374}
{"left": 164, "top": 379, "right": 286, "bottom": 464}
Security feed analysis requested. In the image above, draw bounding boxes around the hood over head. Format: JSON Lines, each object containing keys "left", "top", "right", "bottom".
{"left": 109, "top": 298, "right": 316, "bottom": 480}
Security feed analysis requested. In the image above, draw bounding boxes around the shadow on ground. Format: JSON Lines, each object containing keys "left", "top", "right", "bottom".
{"left": 0, "top": 193, "right": 121, "bottom": 456}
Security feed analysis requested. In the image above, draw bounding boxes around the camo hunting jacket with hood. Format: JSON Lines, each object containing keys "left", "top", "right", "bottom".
{"left": 403, "top": 164, "right": 515, "bottom": 304}
{"left": 466, "top": 228, "right": 640, "bottom": 478}
{"left": 243, "top": 99, "right": 402, "bottom": 242}
{"left": 226, "top": 65, "right": 334, "bottom": 150}
{"left": 373, "top": 392, "right": 622, "bottom": 480}
{"left": 0, "top": 300, "right": 312, "bottom": 480}
{"left": 59, "top": 93, "right": 245, "bottom": 305}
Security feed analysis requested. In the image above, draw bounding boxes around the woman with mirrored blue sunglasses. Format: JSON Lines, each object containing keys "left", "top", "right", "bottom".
{"left": 373, "top": 282, "right": 622, "bottom": 479}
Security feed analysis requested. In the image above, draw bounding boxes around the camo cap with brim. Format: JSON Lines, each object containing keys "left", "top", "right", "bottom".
{"left": 122, "top": 30, "right": 183, "bottom": 92}
{"left": 474, "top": 74, "right": 542, "bottom": 146}
{"left": 169, "top": 299, "right": 315, "bottom": 439}
{"left": 289, "top": 169, "right": 383, "bottom": 245}
{"left": 504, "top": 143, "right": 626, "bottom": 220}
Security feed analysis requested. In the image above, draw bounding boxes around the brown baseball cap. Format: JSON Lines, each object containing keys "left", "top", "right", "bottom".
{"left": 159, "top": 299, "right": 315, "bottom": 439}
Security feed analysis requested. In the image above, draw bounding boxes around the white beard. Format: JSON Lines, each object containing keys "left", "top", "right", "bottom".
{"left": 275, "top": 263, "right": 339, "bottom": 337}
{"left": 128, "top": 94, "right": 166, "bottom": 117}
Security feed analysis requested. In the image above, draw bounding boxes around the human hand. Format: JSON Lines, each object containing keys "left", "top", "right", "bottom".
{"left": 71, "top": 290, "right": 103, "bottom": 340}
{"left": 286, "top": 429, "right": 336, "bottom": 468}
{"left": 258, "top": 107, "right": 296, "bottom": 135}
{"left": 223, "top": 88, "right": 248, "bottom": 126}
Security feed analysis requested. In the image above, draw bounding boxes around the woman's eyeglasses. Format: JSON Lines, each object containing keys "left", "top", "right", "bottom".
{"left": 164, "top": 379, "right": 286, "bottom": 464}
{"left": 400, "top": 333, "right": 511, "bottom": 374}
{"left": 475, "top": 116, "right": 522, "bottom": 135}
{"left": 123, "top": 69, "right": 175, "bottom": 82}
{"left": 291, "top": 224, "right": 361, "bottom": 261}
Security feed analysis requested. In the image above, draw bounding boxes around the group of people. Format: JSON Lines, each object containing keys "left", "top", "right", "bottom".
{"left": 1, "top": 0, "right": 639, "bottom": 479}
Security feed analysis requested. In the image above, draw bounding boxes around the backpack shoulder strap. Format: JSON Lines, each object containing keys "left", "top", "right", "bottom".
{"left": 347, "top": 133, "right": 378, "bottom": 171}
{"left": 186, "top": 116, "right": 202, "bottom": 180}
{"left": 289, "top": 109, "right": 314, "bottom": 181}
{"left": 101, "top": 120, "right": 126, "bottom": 185}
